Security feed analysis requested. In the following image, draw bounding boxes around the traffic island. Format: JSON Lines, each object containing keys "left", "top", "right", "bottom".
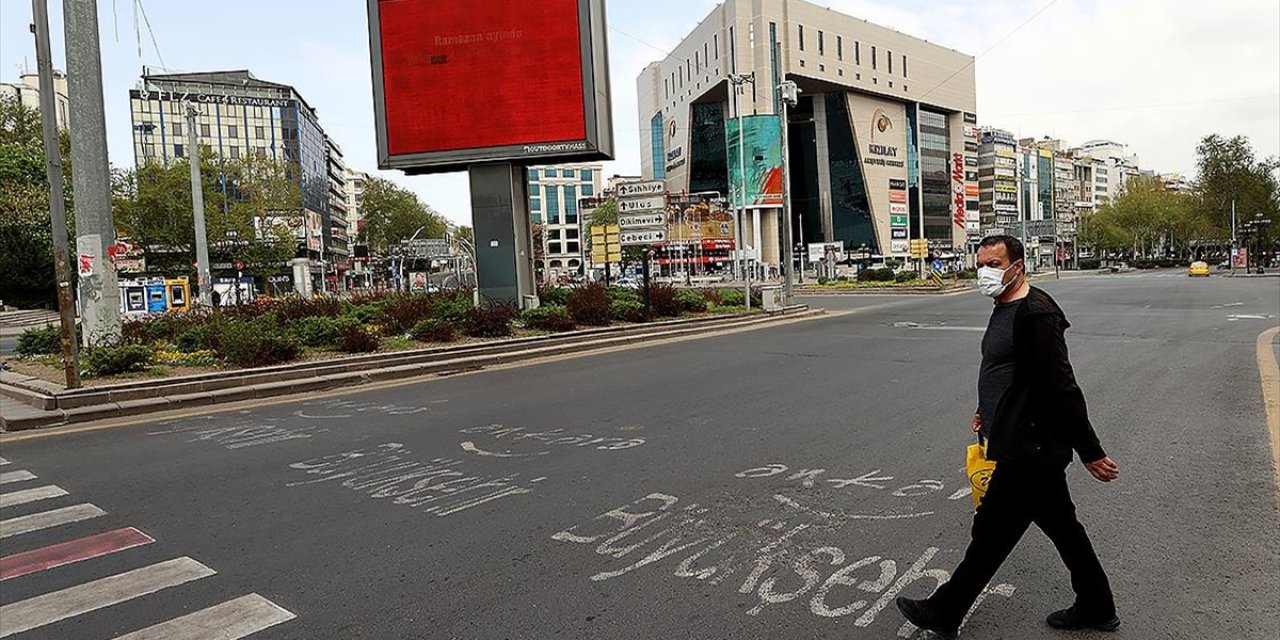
{"left": 0, "top": 305, "right": 816, "bottom": 431}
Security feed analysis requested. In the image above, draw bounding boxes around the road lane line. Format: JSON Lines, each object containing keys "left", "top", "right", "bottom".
{"left": 0, "top": 503, "right": 106, "bottom": 539}
{"left": 0, "top": 470, "right": 36, "bottom": 485}
{"left": 0, "top": 457, "right": 10, "bottom": 465}
{"left": 110, "top": 593, "right": 296, "bottom": 640}
{"left": 0, "top": 484, "right": 68, "bottom": 508}
{"left": 1, "top": 527, "right": 154, "bottom": 581}
{"left": 0, "top": 557, "right": 215, "bottom": 637}
{"left": 1256, "top": 326, "right": 1280, "bottom": 497}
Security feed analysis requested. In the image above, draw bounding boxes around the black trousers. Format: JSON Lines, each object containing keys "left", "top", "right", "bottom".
{"left": 928, "top": 456, "right": 1115, "bottom": 624}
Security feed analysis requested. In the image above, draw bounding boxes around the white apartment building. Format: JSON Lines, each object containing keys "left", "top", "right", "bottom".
{"left": 526, "top": 163, "right": 604, "bottom": 282}
{"left": 1072, "top": 139, "right": 1139, "bottom": 206}
{"left": 1, "top": 71, "right": 69, "bottom": 130}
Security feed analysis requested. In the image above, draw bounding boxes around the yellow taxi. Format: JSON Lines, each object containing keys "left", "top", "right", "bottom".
{"left": 1188, "top": 261, "right": 1211, "bottom": 277}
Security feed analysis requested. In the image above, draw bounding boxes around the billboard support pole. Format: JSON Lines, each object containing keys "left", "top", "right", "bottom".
{"left": 468, "top": 163, "right": 536, "bottom": 307}
{"left": 778, "top": 73, "right": 798, "bottom": 303}
{"left": 730, "top": 73, "right": 755, "bottom": 309}
{"left": 186, "top": 104, "right": 214, "bottom": 308}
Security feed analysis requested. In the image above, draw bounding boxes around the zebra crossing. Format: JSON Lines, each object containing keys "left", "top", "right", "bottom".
{"left": 0, "top": 461, "right": 295, "bottom": 639}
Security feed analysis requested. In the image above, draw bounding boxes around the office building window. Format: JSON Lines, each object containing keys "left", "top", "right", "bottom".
{"left": 173, "top": 143, "right": 184, "bottom": 157}
{"left": 567, "top": 228, "right": 580, "bottom": 239}
{"left": 549, "top": 242, "right": 563, "bottom": 254}
{"left": 230, "top": 146, "right": 240, "bottom": 159}
{"left": 567, "top": 241, "right": 580, "bottom": 254}
{"left": 798, "top": 25, "right": 804, "bottom": 51}
{"left": 546, "top": 187, "right": 560, "bottom": 223}
{"left": 565, "top": 185, "right": 578, "bottom": 223}
{"left": 887, "top": 51, "right": 893, "bottom": 74}
{"left": 582, "top": 181, "right": 594, "bottom": 196}
{"left": 256, "top": 125, "right": 265, "bottom": 139}
{"left": 228, "top": 125, "right": 238, "bottom": 138}
{"left": 872, "top": 46, "right": 877, "bottom": 70}
{"left": 714, "top": 33, "right": 719, "bottom": 59}
{"left": 549, "top": 229, "right": 562, "bottom": 240}
{"left": 564, "top": 168, "right": 576, "bottom": 178}
{"left": 818, "top": 31, "right": 824, "bottom": 55}
{"left": 580, "top": 167, "right": 593, "bottom": 182}
{"left": 531, "top": 197, "right": 541, "bottom": 212}
{"left": 837, "top": 36, "right": 843, "bottom": 61}
{"left": 799, "top": 60, "right": 806, "bottom": 68}
{"left": 902, "top": 54, "right": 908, "bottom": 78}
{"left": 172, "top": 123, "right": 182, "bottom": 137}
{"left": 855, "top": 41, "right": 860, "bottom": 65}
{"left": 200, "top": 123, "right": 211, "bottom": 137}
{"left": 545, "top": 168, "right": 557, "bottom": 178}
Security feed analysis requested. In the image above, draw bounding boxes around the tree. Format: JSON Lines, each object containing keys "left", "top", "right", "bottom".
{"left": 358, "top": 177, "right": 447, "bottom": 254}
{"left": 1084, "top": 174, "right": 1206, "bottom": 259}
{"left": 453, "top": 225, "right": 473, "bottom": 246}
{"left": 588, "top": 197, "right": 619, "bottom": 227}
{"left": 0, "top": 95, "right": 72, "bottom": 308}
{"left": 1195, "top": 134, "right": 1279, "bottom": 245}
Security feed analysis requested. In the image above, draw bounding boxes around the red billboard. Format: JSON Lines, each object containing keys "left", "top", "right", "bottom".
{"left": 368, "top": 0, "right": 613, "bottom": 173}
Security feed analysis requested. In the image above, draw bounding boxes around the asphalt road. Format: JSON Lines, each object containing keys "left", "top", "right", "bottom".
{"left": 2, "top": 271, "right": 1277, "bottom": 639}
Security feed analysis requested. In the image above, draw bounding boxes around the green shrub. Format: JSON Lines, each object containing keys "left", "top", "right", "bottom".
{"left": 336, "top": 323, "right": 381, "bottom": 353}
{"left": 218, "top": 321, "right": 302, "bottom": 368}
{"left": 569, "top": 283, "right": 613, "bottom": 326}
{"left": 895, "top": 271, "right": 915, "bottom": 283}
{"left": 122, "top": 313, "right": 194, "bottom": 346}
{"left": 538, "top": 286, "right": 572, "bottom": 307}
{"left": 83, "top": 344, "right": 153, "bottom": 377}
{"left": 521, "top": 305, "right": 577, "bottom": 332}
{"left": 15, "top": 324, "right": 61, "bottom": 357}
{"left": 1078, "top": 258, "right": 1101, "bottom": 271}
{"left": 606, "top": 285, "right": 642, "bottom": 304}
{"left": 344, "top": 303, "right": 383, "bottom": 325}
{"left": 698, "top": 289, "right": 724, "bottom": 306}
{"left": 610, "top": 298, "right": 646, "bottom": 323}
{"left": 676, "top": 288, "right": 708, "bottom": 313}
{"left": 176, "top": 322, "right": 222, "bottom": 353}
{"left": 858, "top": 267, "right": 896, "bottom": 282}
{"left": 410, "top": 318, "right": 458, "bottom": 343}
{"left": 433, "top": 296, "right": 473, "bottom": 325}
{"left": 717, "top": 288, "right": 746, "bottom": 307}
{"left": 271, "top": 295, "right": 344, "bottom": 322}
{"left": 292, "top": 316, "right": 345, "bottom": 348}
{"left": 956, "top": 268, "right": 977, "bottom": 280}
{"left": 464, "top": 303, "right": 517, "bottom": 338}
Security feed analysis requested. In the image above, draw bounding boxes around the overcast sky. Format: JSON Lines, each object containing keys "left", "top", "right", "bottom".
{"left": 2, "top": 0, "right": 1276, "bottom": 226}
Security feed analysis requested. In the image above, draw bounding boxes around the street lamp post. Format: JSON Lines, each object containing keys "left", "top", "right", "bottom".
{"left": 401, "top": 225, "right": 427, "bottom": 292}
{"left": 729, "top": 72, "right": 755, "bottom": 310}
{"left": 778, "top": 76, "right": 799, "bottom": 304}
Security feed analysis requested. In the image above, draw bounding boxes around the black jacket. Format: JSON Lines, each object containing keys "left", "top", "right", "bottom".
{"left": 986, "top": 286, "right": 1106, "bottom": 464}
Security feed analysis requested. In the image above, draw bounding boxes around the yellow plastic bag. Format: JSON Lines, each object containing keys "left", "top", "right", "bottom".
{"left": 966, "top": 440, "right": 997, "bottom": 508}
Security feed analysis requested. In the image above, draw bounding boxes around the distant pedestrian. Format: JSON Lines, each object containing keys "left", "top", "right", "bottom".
{"left": 897, "top": 234, "right": 1121, "bottom": 638}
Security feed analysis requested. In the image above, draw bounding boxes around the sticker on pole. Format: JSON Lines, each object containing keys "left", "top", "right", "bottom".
{"left": 617, "top": 195, "right": 666, "bottom": 213}
{"left": 618, "top": 213, "right": 667, "bottom": 229}
{"left": 619, "top": 229, "right": 667, "bottom": 246}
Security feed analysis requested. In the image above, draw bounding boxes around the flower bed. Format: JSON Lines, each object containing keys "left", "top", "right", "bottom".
{"left": 7, "top": 287, "right": 753, "bottom": 385}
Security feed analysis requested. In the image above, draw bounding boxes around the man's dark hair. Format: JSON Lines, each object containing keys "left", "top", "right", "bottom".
{"left": 979, "top": 235, "right": 1024, "bottom": 263}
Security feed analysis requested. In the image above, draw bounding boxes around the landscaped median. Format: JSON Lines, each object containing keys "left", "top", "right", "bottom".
{"left": 1, "top": 286, "right": 814, "bottom": 431}
{"left": 797, "top": 268, "right": 974, "bottom": 295}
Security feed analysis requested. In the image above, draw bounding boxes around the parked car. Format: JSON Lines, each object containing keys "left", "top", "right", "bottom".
{"left": 1188, "top": 261, "right": 1211, "bottom": 277}
{"left": 613, "top": 277, "right": 642, "bottom": 289}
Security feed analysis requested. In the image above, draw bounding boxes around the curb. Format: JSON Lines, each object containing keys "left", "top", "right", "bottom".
{"left": 1, "top": 307, "right": 818, "bottom": 432}
{"left": 796, "top": 286, "right": 968, "bottom": 296}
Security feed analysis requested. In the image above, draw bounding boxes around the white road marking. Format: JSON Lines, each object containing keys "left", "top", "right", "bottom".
{"left": 110, "top": 593, "right": 295, "bottom": 640}
{"left": 1229, "top": 314, "right": 1274, "bottom": 321}
{"left": 0, "top": 484, "right": 69, "bottom": 508}
{"left": 459, "top": 440, "right": 548, "bottom": 458}
{"left": 0, "top": 457, "right": 10, "bottom": 465}
{"left": 0, "top": 470, "right": 37, "bottom": 485}
{"left": 0, "top": 557, "right": 215, "bottom": 637}
{"left": 0, "top": 503, "right": 106, "bottom": 538}
{"left": 773, "top": 494, "right": 934, "bottom": 521}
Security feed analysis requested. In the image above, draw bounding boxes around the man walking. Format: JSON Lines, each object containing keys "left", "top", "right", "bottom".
{"left": 897, "top": 235, "right": 1121, "bottom": 638}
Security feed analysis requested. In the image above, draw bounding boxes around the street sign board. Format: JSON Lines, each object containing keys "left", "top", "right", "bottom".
{"left": 617, "top": 195, "right": 666, "bottom": 214}
{"left": 619, "top": 229, "right": 667, "bottom": 245}
{"left": 1024, "top": 219, "right": 1058, "bottom": 237}
{"left": 890, "top": 214, "right": 909, "bottom": 227}
{"left": 404, "top": 238, "right": 453, "bottom": 258}
{"left": 615, "top": 180, "right": 665, "bottom": 198}
{"left": 618, "top": 213, "right": 667, "bottom": 229}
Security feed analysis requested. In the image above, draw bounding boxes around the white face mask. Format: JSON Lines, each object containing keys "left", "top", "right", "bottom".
{"left": 977, "top": 262, "right": 1019, "bottom": 298}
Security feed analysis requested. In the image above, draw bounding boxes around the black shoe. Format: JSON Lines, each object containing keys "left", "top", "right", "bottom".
{"left": 896, "top": 597, "right": 960, "bottom": 639}
{"left": 1046, "top": 606, "right": 1121, "bottom": 631}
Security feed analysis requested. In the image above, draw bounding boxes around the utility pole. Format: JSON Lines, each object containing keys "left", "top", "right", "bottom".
{"left": 777, "top": 72, "right": 799, "bottom": 304}
{"left": 64, "top": 0, "right": 121, "bottom": 346}
{"left": 1229, "top": 199, "right": 1237, "bottom": 275}
{"left": 186, "top": 104, "right": 213, "bottom": 307}
{"left": 31, "top": 0, "right": 80, "bottom": 388}
{"left": 729, "top": 72, "right": 754, "bottom": 310}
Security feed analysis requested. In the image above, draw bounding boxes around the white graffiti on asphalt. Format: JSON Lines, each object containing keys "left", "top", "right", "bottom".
{"left": 294, "top": 398, "right": 448, "bottom": 419}
{"left": 551, "top": 492, "right": 1014, "bottom": 633}
{"left": 149, "top": 418, "right": 328, "bottom": 449}
{"left": 287, "top": 443, "right": 542, "bottom": 517}
{"left": 458, "top": 424, "right": 645, "bottom": 452}
{"left": 737, "top": 463, "right": 960, "bottom": 500}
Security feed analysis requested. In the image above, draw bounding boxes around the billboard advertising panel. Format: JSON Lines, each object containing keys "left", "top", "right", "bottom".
{"left": 368, "top": 0, "right": 613, "bottom": 173}
{"left": 726, "top": 115, "right": 783, "bottom": 209}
